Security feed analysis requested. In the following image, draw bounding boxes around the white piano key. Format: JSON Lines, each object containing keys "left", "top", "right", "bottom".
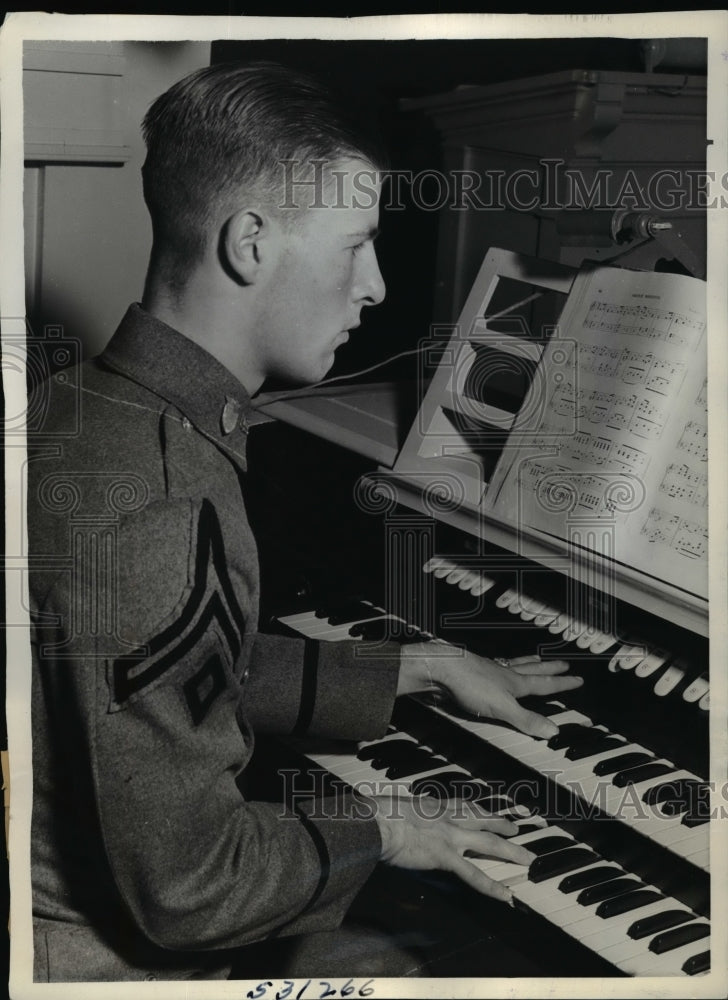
{"left": 685, "top": 848, "right": 710, "bottom": 870}
{"left": 576, "top": 895, "right": 676, "bottom": 947}
{"left": 516, "top": 880, "right": 587, "bottom": 918}
{"left": 495, "top": 587, "right": 520, "bottom": 610}
{"left": 509, "top": 824, "right": 572, "bottom": 847}
{"left": 512, "top": 742, "right": 576, "bottom": 770}
{"left": 456, "top": 570, "right": 481, "bottom": 591}
{"left": 472, "top": 858, "right": 530, "bottom": 884}
{"left": 607, "top": 643, "right": 646, "bottom": 672}
{"left": 649, "top": 818, "right": 708, "bottom": 850}
{"left": 682, "top": 674, "right": 708, "bottom": 703}
{"left": 548, "top": 709, "right": 594, "bottom": 727}
{"left": 513, "top": 861, "right": 610, "bottom": 905}
{"left": 634, "top": 650, "right": 670, "bottom": 678}
{"left": 562, "top": 741, "right": 659, "bottom": 789}
{"left": 422, "top": 556, "right": 445, "bottom": 573}
{"left": 444, "top": 567, "right": 469, "bottom": 586}
{"left": 598, "top": 935, "right": 656, "bottom": 966}
{"left": 586, "top": 630, "right": 619, "bottom": 654}
{"left": 518, "top": 596, "right": 548, "bottom": 621}
{"left": 551, "top": 741, "right": 637, "bottom": 784}
{"left": 606, "top": 643, "right": 634, "bottom": 671}
{"left": 562, "top": 619, "right": 591, "bottom": 643}
{"left": 433, "top": 559, "right": 457, "bottom": 578}
{"left": 533, "top": 605, "right": 561, "bottom": 627}
{"left": 625, "top": 930, "right": 710, "bottom": 977}
{"left": 467, "top": 721, "right": 537, "bottom": 751}
{"left": 618, "top": 766, "right": 692, "bottom": 803}
{"left": 470, "top": 574, "right": 497, "bottom": 596}
{"left": 653, "top": 664, "right": 686, "bottom": 696}
{"left": 549, "top": 890, "right": 644, "bottom": 930}
{"left": 620, "top": 809, "right": 692, "bottom": 842}
{"left": 675, "top": 823, "right": 710, "bottom": 855}
{"left": 699, "top": 692, "right": 709, "bottom": 711}
{"left": 548, "top": 612, "right": 573, "bottom": 635}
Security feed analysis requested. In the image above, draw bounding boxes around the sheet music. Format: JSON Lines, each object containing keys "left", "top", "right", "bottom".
{"left": 488, "top": 266, "right": 707, "bottom": 598}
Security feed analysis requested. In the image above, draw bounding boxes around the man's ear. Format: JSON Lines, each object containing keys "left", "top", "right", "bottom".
{"left": 222, "top": 209, "right": 270, "bottom": 284}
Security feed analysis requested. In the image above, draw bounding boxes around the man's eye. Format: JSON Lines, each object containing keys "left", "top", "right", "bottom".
{"left": 351, "top": 241, "right": 366, "bottom": 255}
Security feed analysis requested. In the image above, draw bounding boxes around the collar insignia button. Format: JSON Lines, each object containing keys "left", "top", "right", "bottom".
{"left": 221, "top": 397, "right": 241, "bottom": 436}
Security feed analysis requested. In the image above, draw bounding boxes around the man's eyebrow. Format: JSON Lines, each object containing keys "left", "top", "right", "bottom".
{"left": 345, "top": 226, "right": 380, "bottom": 241}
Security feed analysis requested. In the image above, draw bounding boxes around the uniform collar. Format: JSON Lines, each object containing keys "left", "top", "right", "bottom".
{"left": 100, "top": 304, "right": 253, "bottom": 466}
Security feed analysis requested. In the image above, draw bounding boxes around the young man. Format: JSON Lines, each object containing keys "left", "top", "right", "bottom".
{"left": 28, "top": 61, "right": 581, "bottom": 982}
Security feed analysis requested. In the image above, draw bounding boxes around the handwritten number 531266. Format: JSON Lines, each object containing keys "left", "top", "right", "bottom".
{"left": 246, "top": 978, "right": 375, "bottom": 1000}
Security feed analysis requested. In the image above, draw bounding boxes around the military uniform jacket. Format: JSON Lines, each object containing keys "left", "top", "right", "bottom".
{"left": 29, "top": 305, "right": 401, "bottom": 982}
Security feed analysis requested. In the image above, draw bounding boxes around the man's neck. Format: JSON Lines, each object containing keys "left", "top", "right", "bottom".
{"left": 142, "top": 270, "right": 265, "bottom": 396}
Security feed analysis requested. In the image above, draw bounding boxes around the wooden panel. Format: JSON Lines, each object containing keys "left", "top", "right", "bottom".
{"left": 23, "top": 40, "right": 130, "bottom": 162}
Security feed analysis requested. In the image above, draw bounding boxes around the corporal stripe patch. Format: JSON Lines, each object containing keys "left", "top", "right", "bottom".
{"left": 111, "top": 499, "right": 246, "bottom": 708}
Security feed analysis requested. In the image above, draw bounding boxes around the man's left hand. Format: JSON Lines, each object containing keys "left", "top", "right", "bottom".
{"left": 397, "top": 642, "right": 583, "bottom": 740}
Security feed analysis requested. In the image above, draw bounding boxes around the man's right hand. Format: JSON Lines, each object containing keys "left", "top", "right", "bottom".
{"left": 365, "top": 794, "right": 534, "bottom": 904}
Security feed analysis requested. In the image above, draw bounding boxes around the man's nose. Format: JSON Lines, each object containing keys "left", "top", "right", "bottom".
{"left": 359, "top": 245, "right": 386, "bottom": 307}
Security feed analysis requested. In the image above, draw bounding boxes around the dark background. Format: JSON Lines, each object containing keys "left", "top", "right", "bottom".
{"left": 211, "top": 34, "right": 705, "bottom": 385}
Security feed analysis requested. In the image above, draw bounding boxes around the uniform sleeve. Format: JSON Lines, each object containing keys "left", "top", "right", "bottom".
{"left": 244, "top": 632, "right": 401, "bottom": 740}
{"left": 35, "top": 498, "right": 384, "bottom": 952}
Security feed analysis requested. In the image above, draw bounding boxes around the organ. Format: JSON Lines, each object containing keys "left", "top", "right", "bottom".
{"left": 246, "top": 239, "right": 714, "bottom": 980}
{"left": 244, "top": 64, "right": 715, "bottom": 978}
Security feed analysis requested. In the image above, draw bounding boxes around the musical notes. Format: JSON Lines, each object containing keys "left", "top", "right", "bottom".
{"left": 584, "top": 299, "right": 705, "bottom": 349}
{"left": 578, "top": 345, "right": 686, "bottom": 397}
{"left": 677, "top": 421, "right": 708, "bottom": 463}
{"left": 612, "top": 442, "right": 649, "bottom": 473}
{"left": 641, "top": 507, "right": 708, "bottom": 560}
{"left": 659, "top": 463, "right": 708, "bottom": 508}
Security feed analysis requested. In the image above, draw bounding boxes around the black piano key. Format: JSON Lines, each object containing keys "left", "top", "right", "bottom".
{"left": 322, "top": 600, "right": 384, "bottom": 624}
{"left": 385, "top": 752, "right": 442, "bottom": 778}
{"left": 472, "top": 796, "right": 514, "bottom": 813}
{"left": 648, "top": 921, "right": 710, "bottom": 954}
{"left": 528, "top": 848, "right": 598, "bottom": 883}
{"left": 565, "top": 736, "right": 626, "bottom": 761}
{"left": 627, "top": 908, "right": 696, "bottom": 940}
{"left": 370, "top": 751, "right": 429, "bottom": 770}
{"left": 680, "top": 783, "right": 711, "bottom": 826}
{"left": 681, "top": 812, "right": 710, "bottom": 828}
{"left": 409, "top": 771, "right": 489, "bottom": 794}
{"left": 511, "top": 822, "right": 542, "bottom": 836}
{"left": 611, "top": 761, "right": 677, "bottom": 788}
{"left": 357, "top": 738, "right": 415, "bottom": 762}
{"left": 593, "top": 751, "right": 654, "bottom": 776}
{"left": 683, "top": 951, "right": 711, "bottom": 975}
{"left": 547, "top": 724, "right": 603, "bottom": 751}
{"left": 658, "top": 798, "right": 689, "bottom": 816}
{"left": 642, "top": 777, "right": 702, "bottom": 806}
{"left": 409, "top": 774, "right": 492, "bottom": 802}
{"left": 518, "top": 698, "right": 567, "bottom": 717}
{"left": 559, "top": 865, "right": 624, "bottom": 893}
{"left": 595, "top": 889, "right": 664, "bottom": 919}
{"left": 576, "top": 877, "right": 644, "bottom": 906}
{"left": 522, "top": 835, "right": 575, "bottom": 857}
{"left": 355, "top": 619, "right": 430, "bottom": 643}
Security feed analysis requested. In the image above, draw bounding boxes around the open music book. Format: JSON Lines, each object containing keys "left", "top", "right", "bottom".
{"left": 485, "top": 264, "right": 708, "bottom": 600}
{"left": 393, "top": 249, "right": 708, "bottom": 604}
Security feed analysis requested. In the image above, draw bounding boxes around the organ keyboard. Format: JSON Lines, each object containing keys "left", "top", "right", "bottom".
{"left": 273, "top": 569, "right": 711, "bottom": 979}
{"left": 248, "top": 246, "right": 715, "bottom": 983}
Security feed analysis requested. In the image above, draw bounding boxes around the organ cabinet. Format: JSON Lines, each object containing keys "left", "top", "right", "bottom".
{"left": 245, "top": 67, "right": 714, "bottom": 982}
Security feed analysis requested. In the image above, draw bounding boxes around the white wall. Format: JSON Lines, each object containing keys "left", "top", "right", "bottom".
{"left": 24, "top": 40, "right": 211, "bottom": 357}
